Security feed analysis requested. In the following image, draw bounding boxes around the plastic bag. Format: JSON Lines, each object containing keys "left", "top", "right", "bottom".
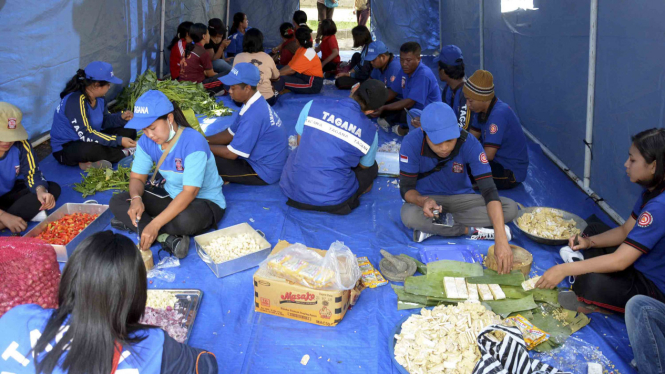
{"left": 147, "top": 269, "right": 176, "bottom": 282}
{"left": 156, "top": 256, "right": 180, "bottom": 269}
{"left": 0, "top": 237, "right": 60, "bottom": 317}
{"left": 259, "top": 241, "right": 361, "bottom": 291}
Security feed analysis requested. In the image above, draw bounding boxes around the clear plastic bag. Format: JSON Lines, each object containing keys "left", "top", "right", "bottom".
{"left": 156, "top": 256, "right": 180, "bottom": 269}
{"left": 147, "top": 269, "right": 176, "bottom": 282}
{"left": 259, "top": 241, "right": 361, "bottom": 291}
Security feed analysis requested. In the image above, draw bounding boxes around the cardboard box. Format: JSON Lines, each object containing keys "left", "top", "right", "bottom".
{"left": 253, "top": 240, "right": 362, "bottom": 327}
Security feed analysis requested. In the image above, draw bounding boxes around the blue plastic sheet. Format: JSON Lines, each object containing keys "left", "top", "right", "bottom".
{"left": 3, "top": 83, "right": 635, "bottom": 373}
{"left": 370, "top": 0, "right": 440, "bottom": 53}
{"left": 229, "top": 0, "right": 299, "bottom": 49}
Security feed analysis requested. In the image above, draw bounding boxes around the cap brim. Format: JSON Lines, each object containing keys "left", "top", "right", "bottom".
{"left": 424, "top": 127, "right": 460, "bottom": 145}
{"left": 125, "top": 115, "right": 160, "bottom": 130}
{"left": 433, "top": 55, "right": 442, "bottom": 63}
{"left": 108, "top": 76, "right": 123, "bottom": 84}
{"left": 364, "top": 52, "right": 379, "bottom": 62}
{"left": 219, "top": 75, "right": 244, "bottom": 86}
{"left": 1, "top": 126, "right": 29, "bottom": 142}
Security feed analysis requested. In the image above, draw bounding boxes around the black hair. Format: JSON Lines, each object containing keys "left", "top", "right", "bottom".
{"left": 351, "top": 91, "right": 370, "bottom": 112}
{"left": 60, "top": 69, "right": 110, "bottom": 102}
{"left": 168, "top": 21, "right": 193, "bottom": 50}
{"left": 184, "top": 23, "right": 208, "bottom": 59}
{"left": 295, "top": 26, "right": 313, "bottom": 49}
{"left": 243, "top": 28, "right": 264, "bottom": 53}
{"left": 33, "top": 231, "right": 149, "bottom": 374}
{"left": 157, "top": 101, "right": 193, "bottom": 129}
{"left": 280, "top": 22, "right": 295, "bottom": 38}
{"left": 400, "top": 41, "right": 422, "bottom": 56}
{"left": 351, "top": 25, "right": 372, "bottom": 48}
{"left": 320, "top": 19, "right": 337, "bottom": 37}
{"left": 229, "top": 12, "right": 246, "bottom": 35}
{"left": 208, "top": 18, "right": 226, "bottom": 38}
{"left": 632, "top": 128, "right": 665, "bottom": 188}
{"left": 238, "top": 83, "right": 258, "bottom": 91}
{"left": 438, "top": 61, "right": 465, "bottom": 80}
{"left": 293, "top": 10, "right": 307, "bottom": 26}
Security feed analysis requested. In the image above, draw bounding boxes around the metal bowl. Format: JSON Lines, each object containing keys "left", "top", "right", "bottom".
{"left": 512, "top": 206, "right": 587, "bottom": 246}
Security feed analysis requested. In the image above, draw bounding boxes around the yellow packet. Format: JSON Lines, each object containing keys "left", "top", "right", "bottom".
{"left": 357, "top": 256, "right": 388, "bottom": 288}
{"left": 504, "top": 315, "right": 550, "bottom": 350}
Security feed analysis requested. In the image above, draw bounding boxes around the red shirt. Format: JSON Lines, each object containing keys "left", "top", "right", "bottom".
{"left": 169, "top": 39, "right": 186, "bottom": 79}
{"left": 280, "top": 38, "right": 298, "bottom": 66}
{"left": 178, "top": 43, "right": 213, "bottom": 83}
{"left": 320, "top": 35, "right": 340, "bottom": 65}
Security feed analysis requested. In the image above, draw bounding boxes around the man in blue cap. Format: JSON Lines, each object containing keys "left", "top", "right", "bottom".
{"left": 365, "top": 41, "right": 403, "bottom": 129}
{"left": 370, "top": 42, "right": 441, "bottom": 136}
{"left": 435, "top": 45, "right": 469, "bottom": 130}
{"left": 399, "top": 102, "right": 518, "bottom": 273}
{"left": 206, "top": 63, "right": 288, "bottom": 185}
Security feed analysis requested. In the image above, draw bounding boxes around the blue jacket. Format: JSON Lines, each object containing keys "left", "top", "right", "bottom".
{"left": 0, "top": 141, "right": 48, "bottom": 196}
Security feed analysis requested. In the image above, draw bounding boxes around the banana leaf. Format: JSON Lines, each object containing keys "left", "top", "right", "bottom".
{"left": 398, "top": 301, "right": 427, "bottom": 310}
{"left": 427, "top": 260, "right": 483, "bottom": 281}
{"left": 529, "top": 303, "right": 590, "bottom": 352}
{"left": 484, "top": 295, "right": 538, "bottom": 318}
{"left": 391, "top": 285, "right": 429, "bottom": 305}
{"left": 501, "top": 286, "right": 560, "bottom": 306}
{"left": 404, "top": 275, "right": 446, "bottom": 298}
{"left": 466, "top": 269, "right": 525, "bottom": 286}
{"left": 399, "top": 254, "right": 427, "bottom": 275}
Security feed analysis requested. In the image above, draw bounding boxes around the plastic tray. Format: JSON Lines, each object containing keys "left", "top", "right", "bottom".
{"left": 376, "top": 151, "right": 400, "bottom": 177}
{"left": 513, "top": 206, "right": 587, "bottom": 246}
{"left": 146, "top": 288, "right": 203, "bottom": 344}
{"left": 194, "top": 222, "right": 272, "bottom": 278}
{"left": 419, "top": 245, "right": 483, "bottom": 264}
{"left": 23, "top": 201, "right": 112, "bottom": 262}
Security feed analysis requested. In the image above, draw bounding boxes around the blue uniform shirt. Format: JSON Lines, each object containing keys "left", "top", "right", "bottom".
{"left": 133, "top": 127, "right": 226, "bottom": 209}
{"left": 469, "top": 98, "right": 529, "bottom": 182}
{"left": 227, "top": 92, "right": 288, "bottom": 184}
{"left": 442, "top": 80, "right": 470, "bottom": 130}
{"left": 625, "top": 188, "right": 665, "bottom": 293}
{"left": 226, "top": 28, "right": 251, "bottom": 56}
{"left": 370, "top": 56, "right": 402, "bottom": 97}
{"left": 0, "top": 304, "right": 163, "bottom": 374}
{"left": 50, "top": 92, "right": 126, "bottom": 153}
{"left": 399, "top": 129, "right": 492, "bottom": 196}
{"left": 280, "top": 98, "right": 379, "bottom": 206}
{"left": 400, "top": 61, "right": 442, "bottom": 110}
{"left": 0, "top": 141, "right": 49, "bottom": 196}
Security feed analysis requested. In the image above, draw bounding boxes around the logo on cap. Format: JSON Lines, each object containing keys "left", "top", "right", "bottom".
{"left": 111, "top": 71, "right": 115, "bottom": 77}
{"left": 638, "top": 212, "right": 653, "bottom": 227}
{"left": 135, "top": 106, "right": 150, "bottom": 115}
{"left": 490, "top": 124, "right": 498, "bottom": 134}
{"left": 231, "top": 68, "right": 239, "bottom": 75}
{"left": 369, "top": 48, "right": 375, "bottom": 53}
{"left": 479, "top": 152, "right": 488, "bottom": 164}
{"left": 7, "top": 118, "right": 16, "bottom": 129}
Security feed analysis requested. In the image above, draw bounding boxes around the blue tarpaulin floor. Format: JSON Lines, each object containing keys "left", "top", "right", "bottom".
{"left": 3, "top": 78, "right": 634, "bottom": 373}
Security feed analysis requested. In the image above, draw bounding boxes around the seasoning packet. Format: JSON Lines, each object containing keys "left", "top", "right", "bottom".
{"left": 504, "top": 314, "right": 550, "bottom": 350}
{"left": 357, "top": 256, "right": 388, "bottom": 288}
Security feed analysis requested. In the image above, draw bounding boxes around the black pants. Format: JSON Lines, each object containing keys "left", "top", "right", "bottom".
{"left": 469, "top": 160, "right": 519, "bottom": 190}
{"left": 335, "top": 76, "right": 361, "bottom": 90}
{"left": 287, "top": 162, "right": 378, "bottom": 215}
{"left": 214, "top": 156, "right": 268, "bottom": 185}
{"left": 323, "top": 62, "right": 339, "bottom": 73}
{"left": 109, "top": 191, "right": 225, "bottom": 237}
{"left": 572, "top": 215, "right": 665, "bottom": 312}
{"left": 53, "top": 128, "right": 136, "bottom": 166}
{"left": 0, "top": 180, "right": 61, "bottom": 221}
{"left": 382, "top": 107, "right": 409, "bottom": 128}
{"left": 274, "top": 73, "right": 323, "bottom": 94}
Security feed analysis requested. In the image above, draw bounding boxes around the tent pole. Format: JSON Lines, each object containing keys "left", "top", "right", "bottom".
{"left": 584, "top": 0, "right": 598, "bottom": 189}
{"left": 439, "top": 0, "right": 443, "bottom": 48}
{"left": 159, "top": 0, "right": 166, "bottom": 78}
{"left": 226, "top": 0, "right": 231, "bottom": 33}
{"left": 479, "top": 0, "right": 484, "bottom": 70}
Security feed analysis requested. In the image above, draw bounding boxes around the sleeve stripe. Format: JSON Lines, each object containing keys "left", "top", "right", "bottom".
{"left": 227, "top": 127, "right": 235, "bottom": 136}
{"left": 399, "top": 172, "right": 418, "bottom": 177}
{"left": 624, "top": 239, "right": 649, "bottom": 254}
{"left": 484, "top": 143, "right": 501, "bottom": 149}
{"left": 20, "top": 140, "right": 36, "bottom": 187}
{"left": 474, "top": 175, "right": 492, "bottom": 181}
{"left": 227, "top": 145, "right": 250, "bottom": 158}
{"left": 79, "top": 95, "right": 115, "bottom": 141}
{"left": 631, "top": 212, "right": 638, "bottom": 220}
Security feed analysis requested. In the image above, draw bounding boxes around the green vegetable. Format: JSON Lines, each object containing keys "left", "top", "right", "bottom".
{"left": 484, "top": 295, "right": 538, "bottom": 317}
{"left": 426, "top": 260, "right": 483, "bottom": 281}
{"left": 399, "top": 254, "right": 427, "bottom": 274}
{"left": 111, "top": 70, "right": 232, "bottom": 118}
{"left": 404, "top": 275, "right": 446, "bottom": 298}
{"left": 73, "top": 166, "right": 131, "bottom": 197}
{"left": 466, "top": 269, "right": 525, "bottom": 286}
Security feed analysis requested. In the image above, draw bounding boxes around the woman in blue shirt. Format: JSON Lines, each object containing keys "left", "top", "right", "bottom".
{"left": 109, "top": 90, "right": 225, "bottom": 258}
{"left": 0, "top": 103, "right": 60, "bottom": 233}
{"left": 226, "top": 12, "right": 249, "bottom": 58}
{"left": 335, "top": 25, "right": 373, "bottom": 89}
{"left": 537, "top": 128, "right": 665, "bottom": 313}
{"left": 51, "top": 61, "right": 136, "bottom": 169}
{"left": 0, "top": 231, "right": 217, "bottom": 374}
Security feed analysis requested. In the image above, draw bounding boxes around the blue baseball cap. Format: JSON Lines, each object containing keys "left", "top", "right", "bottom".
{"left": 364, "top": 41, "right": 389, "bottom": 62}
{"left": 433, "top": 45, "right": 463, "bottom": 66}
{"left": 124, "top": 90, "right": 174, "bottom": 130}
{"left": 420, "top": 102, "right": 460, "bottom": 144}
{"left": 219, "top": 63, "right": 260, "bottom": 86}
{"left": 84, "top": 61, "right": 123, "bottom": 84}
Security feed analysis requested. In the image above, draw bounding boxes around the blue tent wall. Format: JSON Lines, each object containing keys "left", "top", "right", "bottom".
{"left": 370, "top": 0, "right": 440, "bottom": 53}
{"left": 440, "top": 0, "right": 665, "bottom": 218}
{"left": 0, "top": 0, "right": 226, "bottom": 141}
{"left": 229, "top": 0, "right": 299, "bottom": 49}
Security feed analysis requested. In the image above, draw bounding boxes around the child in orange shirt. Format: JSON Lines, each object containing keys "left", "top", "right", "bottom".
{"left": 274, "top": 27, "right": 324, "bottom": 94}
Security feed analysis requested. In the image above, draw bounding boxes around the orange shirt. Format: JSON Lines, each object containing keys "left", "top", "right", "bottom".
{"left": 288, "top": 47, "right": 324, "bottom": 78}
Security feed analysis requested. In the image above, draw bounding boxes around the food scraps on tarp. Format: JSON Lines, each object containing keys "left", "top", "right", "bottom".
{"left": 36, "top": 213, "right": 98, "bottom": 245}
{"left": 393, "top": 302, "right": 502, "bottom": 373}
{"left": 0, "top": 238, "right": 60, "bottom": 317}
{"left": 253, "top": 240, "right": 363, "bottom": 327}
